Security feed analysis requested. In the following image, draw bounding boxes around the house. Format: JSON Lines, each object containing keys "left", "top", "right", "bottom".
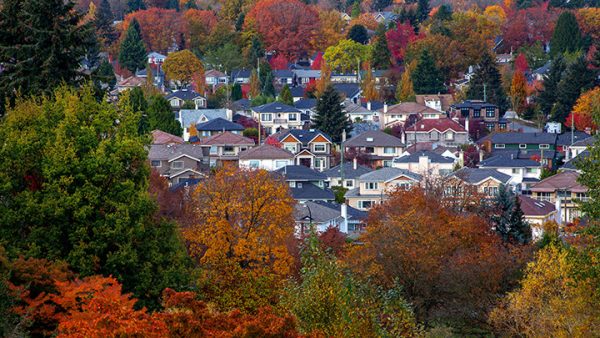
{"left": 343, "top": 99, "right": 376, "bottom": 122}
{"left": 479, "top": 153, "right": 542, "bottom": 192}
{"left": 116, "top": 76, "right": 145, "bottom": 92}
{"left": 289, "top": 86, "right": 306, "bottom": 101}
{"left": 518, "top": 195, "right": 557, "bottom": 239}
{"left": 149, "top": 144, "right": 209, "bottom": 184}
{"left": 346, "top": 167, "right": 422, "bottom": 210}
{"left": 344, "top": 130, "right": 405, "bottom": 168}
{"left": 448, "top": 167, "right": 513, "bottom": 197}
{"left": 530, "top": 60, "right": 551, "bottom": 82}
{"left": 294, "top": 98, "right": 317, "bottom": 117}
{"left": 276, "top": 129, "right": 333, "bottom": 171}
{"left": 165, "top": 89, "right": 207, "bottom": 110}
{"left": 566, "top": 136, "right": 594, "bottom": 161}
{"left": 275, "top": 165, "right": 335, "bottom": 202}
{"left": 404, "top": 118, "right": 469, "bottom": 147}
{"left": 293, "top": 69, "right": 321, "bottom": 85}
{"left": 480, "top": 132, "right": 560, "bottom": 168}
{"left": 340, "top": 11, "right": 351, "bottom": 22}
{"left": 199, "top": 132, "right": 255, "bottom": 167}
{"left": 294, "top": 201, "right": 367, "bottom": 235}
{"left": 392, "top": 150, "right": 456, "bottom": 177}
{"left": 333, "top": 83, "right": 362, "bottom": 103}
{"left": 147, "top": 52, "right": 166, "bottom": 65}
{"left": 151, "top": 130, "right": 184, "bottom": 145}
{"left": 451, "top": 100, "right": 507, "bottom": 132}
{"left": 496, "top": 53, "right": 514, "bottom": 64}
{"left": 252, "top": 102, "right": 305, "bottom": 135}
{"left": 331, "top": 72, "right": 359, "bottom": 84}
{"left": 323, "top": 159, "right": 373, "bottom": 189}
{"left": 561, "top": 150, "right": 589, "bottom": 172}
{"left": 556, "top": 131, "right": 592, "bottom": 158}
{"left": 231, "top": 69, "right": 252, "bottom": 84}
{"left": 177, "top": 109, "right": 230, "bottom": 141}
{"left": 193, "top": 118, "right": 245, "bottom": 140}
{"left": 238, "top": 144, "right": 295, "bottom": 170}
{"left": 205, "top": 69, "right": 228, "bottom": 88}
{"left": 273, "top": 70, "right": 294, "bottom": 85}
{"left": 530, "top": 171, "right": 588, "bottom": 224}
{"left": 372, "top": 11, "right": 398, "bottom": 25}
{"left": 415, "top": 94, "right": 455, "bottom": 112}
{"left": 380, "top": 102, "right": 444, "bottom": 128}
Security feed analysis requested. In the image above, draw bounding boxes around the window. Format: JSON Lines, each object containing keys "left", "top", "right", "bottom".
{"left": 383, "top": 160, "right": 392, "bottom": 167}
{"left": 365, "top": 182, "right": 378, "bottom": 190}
{"left": 314, "top": 158, "right": 323, "bottom": 168}
{"left": 210, "top": 146, "right": 217, "bottom": 155}
{"left": 430, "top": 131, "right": 439, "bottom": 140}
{"left": 201, "top": 131, "right": 211, "bottom": 137}
{"left": 486, "top": 107, "right": 496, "bottom": 117}
{"left": 473, "top": 110, "right": 481, "bottom": 118}
{"left": 486, "top": 123, "right": 495, "bottom": 131}
{"left": 483, "top": 186, "right": 499, "bottom": 196}
{"left": 576, "top": 192, "right": 589, "bottom": 202}
{"left": 384, "top": 147, "right": 395, "bottom": 154}
{"left": 365, "top": 147, "right": 375, "bottom": 153}
{"left": 539, "top": 144, "right": 549, "bottom": 149}
{"left": 284, "top": 143, "right": 297, "bottom": 153}
{"left": 223, "top": 146, "right": 234, "bottom": 154}
{"left": 345, "top": 180, "right": 353, "bottom": 188}
{"left": 519, "top": 144, "right": 527, "bottom": 149}
{"left": 289, "top": 182, "right": 296, "bottom": 188}
{"left": 151, "top": 160, "right": 161, "bottom": 167}
{"left": 526, "top": 168, "right": 537, "bottom": 174}
{"left": 512, "top": 168, "right": 520, "bottom": 174}
{"left": 461, "top": 108, "right": 470, "bottom": 117}
{"left": 170, "top": 99, "right": 179, "bottom": 107}
{"left": 261, "top": 113, "right": 272, "bottom": 121}
{"left": 537, "top": 192, "right": 551, "bottom": 202}
{"left": 249, "top": 160, "right": 259, "bottom": 168}
{"left": 358, "top": 200, "right": 373, "bottom": 209}
{"left": 275, "top": 160, "right": 288, "bottom": 169}
{"left": 288, "top": 113, "right": 297, "bottom": 121}
{"left": 445, "top": 132, "right": 454, "bottom": 140}
{"left": 495, "top": 144, "right": 505, "bottom": 149}
{"left": 314, "top": 144, "right": 326, "bottom": 152}
{"left": 171, "top": 161, "right": 184, "bottom": 169}
{"left": 397, "top": 182, "right": 411, "bottom": 190}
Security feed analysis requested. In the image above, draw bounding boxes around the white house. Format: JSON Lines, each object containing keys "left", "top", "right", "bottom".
{"left": 238, "top": 144, "right": 295, "bottom": 171}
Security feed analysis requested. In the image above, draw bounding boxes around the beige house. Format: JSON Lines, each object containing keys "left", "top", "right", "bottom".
{"left": 199, "top": 132, "right": 255, "bottom": 167}
{"left": 238, "top": 144, "right": 295, "bottom": 171}
{"left": 379, "top": 102, "right": 445, "bottom": 128}
{"left": 447, "top": 167, "right": 513, "bottom": 197}
{"left": 344, "top": 130, "right": 405, "bottom": 168}
{"left": 392, "top": 150, "right": 456, "bottom": 178}
{"left": 252, "top": 102, "right": 306, "bottom": 135}
{"left": 530, "top": 171, "right": 588, "bottom": 224}
{"left": 345, "top": 167, "right": 422, "bottom": 210}
{"left": 518, "top": 195, "right": 557, "bottom": 240}
{"left": 148, "top": 144, "right": 209, "bottom": 184}
{"left": 276, "top": 129, "right": 333, "bottom": 171}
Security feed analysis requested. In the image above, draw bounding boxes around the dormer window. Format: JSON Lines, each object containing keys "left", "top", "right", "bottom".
{"left": 519, "top": 144, "right": 527, "bottom": 149}
{"left": 539, "top": 144, "right": 549, "bottom": 149}
{"left": 366, "top": 137, "right": 374, "bottom": 142}
{"left": 495, "top": 144, "right": 505, "bottom": 149}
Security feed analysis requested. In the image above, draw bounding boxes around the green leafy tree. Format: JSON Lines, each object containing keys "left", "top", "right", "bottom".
{"left": 279, "top": 84, "right": 294, "bottom": 105}
{"left": 0, "top": 86, "right": 190, "bottom": 310}
{"left": 95, "top": 0, "right": 117, "bottom": 46}
{"left": 348, "top": 24, "right": 369, "bottom": 45}
{"left": 147, "top": 95, "right": 184, "bottom": 136}
{"left": 537, "top": 56, "right": 566, "bottom": 117}
{"left": 371, "top": 24, "right": 391, "bottom": 70}
{"left": 204, "top": 43, "right": 245, "bottom": 73}
{"left": 231, "top": 83, "right": 243, "bottom": 101}
{"left": 312, "top": 85, "right": 352, "bottom": 143}
{"left": 491, "top": 185, "right": 532, "bottom": 244}
{"left": 92, "top": 59, "right": 117, "bottom": 91}
{"left": 129, "top": 87, "right": 149, "bottom": 134}
{"left": 246, "top": 37, "right": 265, "bottom": 69}
{"left": 416, "top": 0, "right": 430, "bottom": 23}
{"left": 577, "top": 106, "right": 600, "bottom": 220}
{"left": 552, "top": 56, "right": 596, "bottom": 123}
{"left": 127, "top": 0, "right": 146, "bottom": 13}
{"left": 550, "top": 12, "right": 583, "bottom": 57}
{"left": 411, "top": 50, "right": 445, "bottom": 95}
{"left": 0, "top": 0, "right": 95, "bottom": 114}
{"left": 467, "top": 52, "right": 509, "bottom": 113}
{"left": 351, "top": 1, "right": 360, "bottom": 18}
{"left": 118, "top": 19, "right": 147, "bottom": 73}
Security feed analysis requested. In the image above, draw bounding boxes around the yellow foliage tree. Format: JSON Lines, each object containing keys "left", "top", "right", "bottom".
{"left": 361, "top": 66, "right": 379, "bottom": 102}
{"left": 570, "top": 86, "right": 600, "bottom": 131}
{"left": 489, "top": 244, "right": 600, "bottom": 337}
{"left": 323, "top": 39, "right": 371, "bottom": 73}
{"left": 510, "top": 70, "right": 528, "bottom": 116}
{"left": 315, "top": 61, "right": 331, "bottom": 98}
{"left": 248, "top": 69, "right": 260, "bottom": 99}
{"left": 313, "top": 10, "right": 347, "bottom": 52}
{"left": 396, "top": 60, "right": 416, "bottom": 102}
{"left": 162, "top": 50, "right": 204, "bottom": 88}
{"left": 483, "top": 5, "right": 506, "bottom": 26}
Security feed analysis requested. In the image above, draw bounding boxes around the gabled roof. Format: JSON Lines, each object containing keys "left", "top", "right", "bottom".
{"left": 556, "top": 132, "right": 593, "bottom": 146}
{"left": 479, "top": 154, "right": 540, "bottom": 168}
{"left": 205, "top": 69, "right": 226, "bottom": 77}
{"left": 289, "top": 183, "right": 335, "bottom": 201}
{"left": 393, "top": 150, "right": 455, "bottom": 164}
{"left": 530, "top": 171, "right": 587, "bottom": 193}
{"left": 294, "top": 201, "right": 367, "bottom": 223}
{"left": 405, "top": 118, "right": 467, "bottom": 133}
{"left": 231, "top": 69, "right": 251, "bottom": 78}
{"left": 118, "top": 76, "right": 145, "bottom": 87}
{"left": 452, "top": 100, "right": 497, "bottom": 110}
{"left": 232, "top": 98, "right": 252, "bottom": 110}
{"left": 333, "top": 83, "right": 361, "bottom": 99}
{"left": 383, "top": 102, "right": 440, "bottom": 115}
{"left": 343, "top": 99, "right": 374, "bottom": 114}
{"left": 199, "top": 131, "right": 255, "bottom": 146}
{"left": 277, "top": 129, "right": 332, "bottom": 144}
{"left": 345, "top": 130, "right": 404, "bottom": 148}
{"left": 489, "top": 132, "right": 557, "bottom": 145}
{"left": 252, "top": 102, "right": 300, "bottom": 113}
{"left": 571, "top": 136, "right": 596, "bottom": 147}
{"left": 275, "top": 165, "right": 327, "bottom": 181}
{"left": 293, "top": 69, "right": 321, "bottom": 78}
{"left": 415, "top": 94, "right": 455, "bottom": 112}
{"left": 294, "top": 98, "right": 317, "bottom": 110}
{"left": 151, "top": 130, "right": 184, "bottom": 145}
{"left": 166, "top": 89, "right": 204, "bottom": 101}
{"left": 238, "top": 144, "right": 294, "bottom": 160}
{"left": 148, "top": 144, "right": 206, "bottom": 161}
{"left": 359, "top": 167, "right": 422, "bottom": 182}
{"left": 290, "top": 86, "right": 306, "bottom": 98}
{"left": 273, "top": 70, "right": 294, "bottom": 78}
{"left": 452, "top": 167, "right": 511, "bottom": 185}
{"left": 561, "top": 150, "right": 589, "bottom": 171}
{"left": 147, "top": 52, "right": 166, "bottom": 59}
{"left": 196, "top": 118, "right": 244, "bottom": 132}
{"left": 179, "top": 109, "right": 228, "bottom": 130}
{"left": 323, "top": 161, "right": 373, "bottom": 179}
{"left": 518, "top": 195, "right": 556, "bottom": 217}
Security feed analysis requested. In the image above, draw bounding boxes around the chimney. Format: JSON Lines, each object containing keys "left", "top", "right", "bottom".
{"left": 367, "top": 101, "right": 372, "bottom": 111}
{"left": 479, "top": 149, "right": 484, "bottom": 163}
{"left": 383, "top": 102, "right": 388, "bottom": 113}
{"left": 226, "top": 108, "right": 233, "bottom": 121}
{"left": 419, "top": 155, "right": 429, "bottom": 172}
{"left": 378, "top": 111, "right": 384, "bottom": 130}
{"left": 401, "top": 129, "right": 406, "bottom": 144}
{"left": 353, "top": 157, "right": 357, "bottom": 170}
{"left": 340, "top": 203, "right": 348, "bottom": 234}
{"left": 465, "top": 116, "right": 470, "bottom": 134}
{"left": 555, "top": 197, "right": 562, "bottom": 224}
{"left": 458, "top": 150, "right": 464, "bottom": 167}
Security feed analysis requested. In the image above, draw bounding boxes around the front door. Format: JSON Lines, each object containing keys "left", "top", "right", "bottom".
{"left": 299, "top": 157, "right": 311, "bottom": 168}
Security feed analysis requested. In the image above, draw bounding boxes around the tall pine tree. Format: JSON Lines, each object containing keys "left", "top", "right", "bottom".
{"left": 348, "top": 24, "right": 369, "bottom": 45}
{"left": 118, "top": 19, "right": 147, "bottom": 73}
{"left": 537, "top": 56, "right": 566, "bottom": 117}
{"left": 371, "top": 24, "right": 391, "bottom": 69}
{"left": 416, "top": 0, "right": 430, "bottom": 23}
{"left": 312, "top": 85, "right": 352, "bottom": 143}
{"left": 0, "top": 0, "right": 95, "bottom": 112}
{"left": 467, "top": 52, "right": 509, "bottom": 113}
{"left": 127, "top": 0, "right": 146, "bottom": 13}
{"left": 95, "top": 0, "right": 117, "bottom": 46}
{"left": 279, "top": 84, "right": 294, "bottom": 105}
{"left": 552, "top": 56, "right": 596, "bottom": 123}
{"left": 147, "top": 95, "right": 183, "bottom": 136}
{"left": 492, "top": 185, "right": 532, "bottom": 244}
{"left": 550, "top": 12, "right": 583, "bottom": 57}
{"left": 411, "top": 50, "right": 445, "bottom": 94}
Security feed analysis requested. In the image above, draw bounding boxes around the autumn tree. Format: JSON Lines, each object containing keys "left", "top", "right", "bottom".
{"left": 118, "top": 18, "right": 147, "bottom": 73}
{"left": 371, "top": 24, "right": 391, "bottom": 69}
{"left": 124, "top": 8, "right": 185, "bottom": 53}
{"left": 348, "top": 188, "right": 529, "bottom": 325}
{"left": 396, "top": 60, "right": 416, "bottom": 102}
{"left": 248, "top": 69, "right": 261, "bottom": 99}
{"left": 315, "top": 61, "right": 332, "bottom": 97}
{"left": 323, "top": 39, "right": 371, "bottom": 73}
{"left": 183, "top": 166, "right": 296, "bottom": 311}
{"left": 514, "top": 53, "right": 529, "bottom": 73}
{"left": 314, "top": 10, "right": 346, "bottom": 51}
{"left": 467, "top": 52, "right": 509, "bottom": 112}
{"left": 184, "top": 9, "right": 218, "bottom": 54}
{"left": 386, "top": 22, "right": 422, "bottom": 66}
{"left": 510, "top": 70, "right": 528, "bottom": 116}
{"left": 245, "top": 0, "right": 320, "bottom": 59}
{"left": 578, "top": 107, "right": 600, "bottom": 219}
{"left": 313, "top": 85, "right": 353, "bottom": 143}
{"left": 361, "top": 67, "right": 379, "bottom": 102}
{"left": 411, "top": 49, "right": 445, "bottom": 94}
{"left": 565, "top": 87, "right": 600, "bottom": 131}
{"left": 501, "top": 5, "right": 557, "bottom": 52}
{"left": 163, "top": 49, "right": 204, "bottom": 88}
{"left": 552, "top": 56, "right": 596, "bottom": 123}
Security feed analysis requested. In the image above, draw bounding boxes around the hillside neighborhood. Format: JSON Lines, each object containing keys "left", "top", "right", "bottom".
{"left": 0, "top": 0, "right": 599, "bottom": 336}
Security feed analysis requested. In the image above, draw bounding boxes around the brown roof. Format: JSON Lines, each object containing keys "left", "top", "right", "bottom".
{"left": 415, "top": 94, "right": 455, "bottom": 111}
{"left": 345, "top": 130, "right": 404, "bottom": 147}
{"left": 118, "top": 76, "right": 145, "bottom": 88}
{"left": 405, "top": 118, "right": 467, "bottom": 133}
{"left": 518, "top": 195, "right": 556, "bottom": 216}
{"left": 199, "top": 131, "right": 255, "bottom": 146}
{"left": 151, "top": 130, "right": 184, "bottom": 145}
{"left": 382, "top": 102, "right": 441, "bottom": 115}
{"left": 530, "top": 171, "right": 587, "bottom": 193}
{"left": 238, "top": 144, "right": 294, "bottom": 160}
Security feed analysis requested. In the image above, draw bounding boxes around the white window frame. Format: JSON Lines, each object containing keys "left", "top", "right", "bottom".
{"left": 365, "top": 182, "right": 378, "bottom": 190}
{"left": 313, "top": 144, "right": 326, "bottom": 152}
{"left": 494, "top": 144, "right": 505, "bottom": 149}
{"left": 249, "top": 160, "right": 260, "bottom": 168}
{"left": 261, "top": 113, "right": 272, "bottom": 121}
{"left": 288, "top": 113, "right": 297, "bottom": 121}
{"left": 519, "top": 144, "right": 527, "bottom": 149}
{"left": 383, "top": 147, "right": 395, "bottom": 154}
{"left": 151, "top": 160, "right": 161, "bottom": 167}
{"left": 539, "top": 144, "right": 549, "bottom": 149}
{"left": 171, "top": 161, "right": 184, "bottom": 169}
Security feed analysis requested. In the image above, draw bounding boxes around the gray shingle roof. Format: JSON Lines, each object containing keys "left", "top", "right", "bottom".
{"left": 453, "top": 100, "right": 497, "bottom": 109}
{"left": 294, "top": 98, "right": 317, "bottom": 109}
{"left": 561, "top": 150, "right": 589, "bottom": 171}
{"left": 166, "top": 89, "right": 204, "bottom": 101}
{"left": 289, "top": 183, "right": 335, "bottom": 201}
{"left": 556, "top": 131, "right": 591, "bottom": 146}
{"left": 277, "top": 129, "right": 331, "bottom": 144}
{"left": 452, "top": 167, "right": 511, "bottom": 185}
{"left": 195, "top": 118, "right": 244, "bottom": 132}
{"left": 179, "top": 109, "right": 228, "bottom": 130}
{"left": 276, "top": 165, "right": 327, "bottom": 181}
{"left": 479, "top": 154, "right": 540, "bottom": 168}
{"left": 359, "top": 167, "right": 422, "bottom": 182}
{"left": 571, "top": 135, "right": 596, "bottom": 147}
{"left": 148, "top": 144, "right": 206, "bottom": 161}
{"left": 333, "top": 83, "right": 361, "bottom": 99}
{"left": 345, "top": 130, "right": 404, "bottom": 147}
{"left": 489, "top": 132, "right": 557, "bottom": 145}
{"left": 294, "top": 200, "right": 367, "bottom": 223}
{"left": 238, "top": 144, "right": 294, "bottom": 160}
{"left": 323, "top": 162, "right": 373, "bottom": 179}
{"left": 252, "top": 102, "right": 300, "bottom": 113}
{"left": 393, "top": 150, "right": 455, "bottom": 164}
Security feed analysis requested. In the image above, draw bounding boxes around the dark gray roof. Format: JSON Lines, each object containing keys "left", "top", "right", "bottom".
{"left": 196, "top": 118, "right": 244, "bottom": 132}
{"left": 350, "top": 122, "right": 380, "bottom": 137}
{"left": 452, "top": 167, "right": 511, "bottom": 185}
{"left": 571, "top": 136, "right": 596, "bottom": 147}
{"left": 490, "top": 149, "right": 558, "bottom": 160}
{"left": 323, "top": 162, "right": 373, "bottom": 179}
{"left": 561, "top": 150, "right": 589, "bottom": 171}
{"left": 345, "top": 130, "right": 404, "bottom": 147}
{"left": 273, "top": 70, "right": 294, "bottom": 78}
{"left": 290, "top": 86, "right": 306, "bottom": 98}
{"left": 231, "top": 69, "right": 251, "bottom": 78}
{"left": 359, "top": 167, "right": 422, "bottom": 182}
{"left": 233, "top": 98, "right": 252, "bottom": 110}
{"left": 333, "top": 83, "right": 361, "bottom": 99}
{"left": 289, "top": 183, "right": 335, "bottom": 201}
{"left": 490, "top": 132, "right": 557, "bottom": 145}
{"left": 479, "top": 154, "right": 540, "bottom": 168}
{"left": 252, "top": 101, "right": 300, "bottom": 113}
{"left": 277, "top": 129, "right": 331, "bottom": 144}
{"left": 360, "top": 101, "right": 384, "bottom": 111}
{"left": 294, "top": 98, "right": 317, "bottom": 109}
{"left": 294, "top": 201, "right": 367, "bottom": 223}
{"left": 148, "top": 144, "right": 206, "bottom": 161}
{"left": 276, "top": 165, "right": 327, "bottom": 181}
{"left": 556, "top": 132, "right": 593, "bottom": 146}
{"left": 166, "top": 89, "right": 204, "bottom": 101}
{"left": 453, "top": 100, "right": 497, "bottom": 109}
{"left": 393, "top": 150, "right": 455, "bottom": 164}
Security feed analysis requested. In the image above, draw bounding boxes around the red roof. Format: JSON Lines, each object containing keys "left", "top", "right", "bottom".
{"left": 530, "top": 171, "right": 587, "bottom": 193}
{"left": 151, "top": 130, "right": 184, "bottom": 145}
{"left": 199, "top": 131, "right": 255, "bottom": 146}
{"left": 518, "top": 195, "right": 556, "bottom": 216}
{"left": 405, "top": 118, "right": 467, "bottom": 133}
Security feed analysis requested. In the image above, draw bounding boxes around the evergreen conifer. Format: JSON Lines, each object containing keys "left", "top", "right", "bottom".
{"left": 312, "top": 85, "right": 353, "bottom": 143}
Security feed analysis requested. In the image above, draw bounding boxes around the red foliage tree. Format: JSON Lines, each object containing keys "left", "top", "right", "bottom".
{"left": 245, "top": 0, "right": 320, "bottom": 60}
{"left": 501, "top": 4, "right": 557, "bottom": 52}
{"left": 265, "top": 135, "right": 283, "bottom": 147}
{"left": 565, "top": 111, "right": 596, "bottom": 132}
{"left": 148, "top": 170, "right": 185, "bottom": 222}
{"left": 311, "top": 52, "right": 324, "bottom": 70}
{"left": 319, "top": 227, "right": 347, "bottom": 257}
{"left": 514, "top": 53, "right": 529, "bottom": 73}
{"left": 386, "top": 22, "right": 423, "bottom": 65}
{"left": 123, "top": 8, "right": 185, "bottom": 53}
{"left": 270, "top": 54, "right": 289, "bottom": 70}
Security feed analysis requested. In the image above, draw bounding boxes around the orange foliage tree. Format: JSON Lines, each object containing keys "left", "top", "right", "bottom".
{"left": 347, "top": 188, "right": 530, "bottom": 324}
{"left": 245, "top": 0, "right": 320, "bottom": 60}
{"left": 183, "top": 166, "right": 296, "bottom": 311}
{"left": 183, "top": 9, "right": 218, "bottom": 53}
{"left": 565, "top": 86, "right": 600, "bottom": 131}
{"left": 314, "top": 9, "right": 347, "bottom": 52}
{"left": 348, "top": 13, "right": 378, "bottom": 30}
{"left": 123, "top": 8, "right": 185, "bottom": 53}
{"left": 510, "top": 70, "right": 528, "bottom": 116}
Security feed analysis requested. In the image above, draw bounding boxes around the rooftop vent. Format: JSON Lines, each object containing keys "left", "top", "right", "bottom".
{"left": 366, "top": 137, "right": 374, "bottom": 142}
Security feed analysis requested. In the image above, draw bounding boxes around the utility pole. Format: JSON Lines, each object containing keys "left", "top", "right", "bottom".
{"left": 340, "top": 130, "right": 346, "bottom": 187}
{"left": 483, "top": 83, "right": 487, "bottom": 102}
